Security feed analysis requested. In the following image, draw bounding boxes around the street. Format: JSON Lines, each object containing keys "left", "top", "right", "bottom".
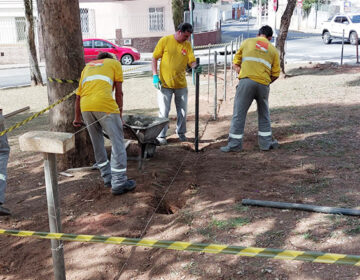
{"left": 1, "top": 19, "right": 359, "bottom": 89}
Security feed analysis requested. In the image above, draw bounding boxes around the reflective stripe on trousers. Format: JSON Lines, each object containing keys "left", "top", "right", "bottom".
{"left": 82, "top": 112, "right": 128, "bottom": 187}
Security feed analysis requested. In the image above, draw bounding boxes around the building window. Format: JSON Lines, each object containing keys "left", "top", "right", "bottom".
{"left": 15, "top": 17, "right": 26, "bottom": 42}
{"left": 149, "top": 7, "right": 164, "bottom": 31}
{"left": 80, "top": 8, "right": 89, "bottom": 33}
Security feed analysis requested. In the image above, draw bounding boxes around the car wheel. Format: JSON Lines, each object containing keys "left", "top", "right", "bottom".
{"left": 322, "top": 32, "right": 332, "bottom": 44}
{"left": 121, "top": 54, "right": 134, "bottom": 65}
{"left": 350, "top": 32, "right": 358, "bottom": 45}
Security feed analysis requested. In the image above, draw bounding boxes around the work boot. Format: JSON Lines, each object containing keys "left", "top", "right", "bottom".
{"left": 178, "top": 134, "right": 187, "bottom": 142}
{"left": 157, "top": 137, "right": 167, "bottom": 146}
{"left": 111, "top": 179, "right": 136, "bottom": 195}
{"left": 260, "top": 140, "right": 279, "bottom": 151}
{"left": 220, "top": 145, "right": 242, "bottom": 153}
{"left": 0, "top": 205, "right": 11, "bottom": 216}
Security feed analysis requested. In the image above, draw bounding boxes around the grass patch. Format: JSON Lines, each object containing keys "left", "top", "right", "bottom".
{"left": 292, "top": 177, "right": 330, "bottom": 195}
{"left": 344, "top": 226, "right": 360, "bottom": 235}
{"left": 176, "top": 210, "right": 195, "bottom": 226}
{"left": 210, "top": 217, "right": 250, "bottom": 230}
{"left": 302, "top": 231, "right": 318, "bottom": 242}
{"left": 234, "top": 204, "right": 249, "bottom": 212}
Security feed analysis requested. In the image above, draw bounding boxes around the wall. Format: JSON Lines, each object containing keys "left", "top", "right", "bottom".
{"left": 80, "top": 0, "right": 174, "bottom": 41}
{"left": 116, "top": 29, "right": 221, "bottom": 52}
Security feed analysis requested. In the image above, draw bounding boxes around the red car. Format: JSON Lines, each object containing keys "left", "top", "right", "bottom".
{"left": 83, "top": 38, "right": 140, "bottom": 65}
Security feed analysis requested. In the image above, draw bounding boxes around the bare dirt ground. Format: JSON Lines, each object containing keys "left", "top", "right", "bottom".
{"left": 1, "top": 63, "right": 360, "bottom": 280}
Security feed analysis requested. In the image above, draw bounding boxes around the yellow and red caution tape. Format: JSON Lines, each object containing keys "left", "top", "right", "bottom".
{"left": 0, "top": 90, "right": 75, "bottom": 136}
{"left": 1, "top": 229, "right": 360, "bottom": 266}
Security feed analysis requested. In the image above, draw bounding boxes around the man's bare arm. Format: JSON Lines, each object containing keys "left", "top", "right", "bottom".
{"left": 114, "top": 81, "right": 123, "bottom": 118}
{"left": 233, "top": 64, "right": 241, "bottom": 74}
{"left": 270, "top": 76, "right": 278, "bottom": 83}
{"left": 152, "top": 58, "right": 158, "bottom": 75}
{"left": 73, "top": 95, "right": 83, "bottom": 127}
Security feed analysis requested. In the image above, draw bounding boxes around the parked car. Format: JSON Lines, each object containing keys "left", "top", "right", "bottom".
{"left": 83, "top": 38, "right": 141, "bottom": 65}
{"left": 321, "top": 14, "right": 360, "bottom": 45}
{"left": 239, "top": 15, "right": 249, "bottom": 22}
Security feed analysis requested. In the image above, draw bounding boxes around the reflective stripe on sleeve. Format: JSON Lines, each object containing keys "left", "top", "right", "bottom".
{"left": 97, "top": 160, "right": 109, "bottom": 168}
{"left": 242, "top": 57, "right": 272, "bottom": 69}
{"left": 0, "top": 174, "right": 5, "bottom": 181}
{"left": 111, "top": 167, "right": 127, "bottom": 173}
{"left": 82, "top": 75, "right": 113, "bottom": 87}
{"left": 258, "top": 131, "right": 272, "bottom": 137}
{"left": 229, "top": 133, "right": 243, "bottom": 139}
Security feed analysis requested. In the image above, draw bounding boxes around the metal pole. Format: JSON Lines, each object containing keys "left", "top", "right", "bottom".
{"left": 44, "top": 153, "right": 66, "bottom": 280}
{"left": 247, "top": 2, "right": 250, "bottom": 38}
{"left": 214, "top": 51, "right": 217, "bottom": 120}
{"left": 242, "top": 199, "right": 360, "bottom": 216}
{"left": 207, "top": 43, "right": 211, "bottom": 102}
{"left": 235, "top": 37, "right": 238, "bottom": 51}
{"left": 356, "top": 33, "right": 359, "bottom": 64}
{"left": 230, "top": 41, "right": 234, "bottom": 86}
{"left": 341, "top": 29, "right": 345, "bottom": 65}
{"left": 195, "top": 57, "right": 200, "bottom": 152}
{"left": 190, "top": 0, "right": 195, "bottom": 84}
{"left": 224, "top": 44, "right": 227, "bottom": 100}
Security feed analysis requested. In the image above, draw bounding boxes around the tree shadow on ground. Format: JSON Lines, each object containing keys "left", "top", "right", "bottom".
{"left": 285, "top": 63, "right": 360, "bottom": 77}
{"left": 1, "top": 102, "right": 360, "bottom": 279}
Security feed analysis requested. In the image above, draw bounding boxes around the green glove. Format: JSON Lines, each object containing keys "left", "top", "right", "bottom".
{"left": 194, "top": 65, "right": 202, "bottom": 74}
{"left": 153, "top": 74, "right": 161, "bottom": 90}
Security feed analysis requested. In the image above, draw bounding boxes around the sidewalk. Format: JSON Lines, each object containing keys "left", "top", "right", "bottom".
{"left": 0, "top": 48, "right": 227, "bottom": 70}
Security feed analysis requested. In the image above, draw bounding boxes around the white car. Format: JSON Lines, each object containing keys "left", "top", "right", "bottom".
{"left": 322, "top": 14, "right": 360, "bottom": 45}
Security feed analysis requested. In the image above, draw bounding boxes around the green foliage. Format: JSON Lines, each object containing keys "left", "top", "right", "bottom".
{"left": 196, "top": 0, "right": 218, "bottom": 3}
{"left": 252, "top": 0, "right": 267, "bottom": 4}
{"left": 173, "top": 0, "right": 217, "bottom": 30}
{"left": 172, "top": 0, "right": 184, "bottom": 30}
{"left": 302, "top": 0, "right": 331, "bottom": 16}
{"left": 211, "top": 217, "right": 249, "bottom": 229}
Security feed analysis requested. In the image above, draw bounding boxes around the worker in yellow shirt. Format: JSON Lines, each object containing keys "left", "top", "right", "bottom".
{"left": 221, "top": 25, "right": 280, "bottom": 152}
{"left": 152, "top": 23, "right": 201, "bottom": 145}
{"left": 73, "top": 52, "right": 136, "bottom": 195}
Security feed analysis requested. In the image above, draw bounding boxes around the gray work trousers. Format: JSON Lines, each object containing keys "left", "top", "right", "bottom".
{"left": 82, "top": 112, "right": 127, "bottom": 187}
{"left": 0, "top": 114, "right": 10, "bottom": 205}
{"left": 228, "top": 78, "right": 274, "bottom": 150}
{"left": 157, "top": 87, "right": 188, "bottom": 138}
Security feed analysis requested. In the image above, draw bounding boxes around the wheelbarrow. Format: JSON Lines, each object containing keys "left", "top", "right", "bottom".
{"left": 122, "top": 115, "right": 169, "bottom": 169}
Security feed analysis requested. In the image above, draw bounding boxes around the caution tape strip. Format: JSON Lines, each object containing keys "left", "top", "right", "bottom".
{"left": 48, "top": 77, "right": 78, "bottom": 84}
{"left": 1, "top": 229, "right": 359, "bottom": 266}
{"left": 0, "top": 91, "right": 75, "bottom": 137}
{"left": 47, "top": 65, "right": 148, "bottom": 84}
{"left": 0, "top": 64, "right": 150, "bottom": 136}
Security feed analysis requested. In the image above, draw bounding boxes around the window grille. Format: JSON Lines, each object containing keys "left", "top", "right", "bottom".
{"left": 149, "top": 7, "right": 164, "bottom": 31}
{"left": 80, "top": 8, "right": 89, "bottom": 33}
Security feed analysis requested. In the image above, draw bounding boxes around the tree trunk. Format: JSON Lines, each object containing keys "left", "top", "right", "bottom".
{"left": 172, "top": 0, "right": 184, "bottom": 30}
{"left": 37, "top": 0, "right": 94, "bottom": 170}
{"left": 24, "top": 0, "right": 43, "bottom": 86}
{"left": 275, "top": 0, "right": 296, "bottom": 75}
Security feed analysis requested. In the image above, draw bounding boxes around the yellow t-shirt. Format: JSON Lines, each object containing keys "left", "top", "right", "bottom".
{"left": 76, "top": 58, "right": 123, "bottom": 113}
{"left": 153, "top": 35, "right": 196, "bottom": 89}
{"left": 233, "top": 37, "right": 280, "bottom": 85}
